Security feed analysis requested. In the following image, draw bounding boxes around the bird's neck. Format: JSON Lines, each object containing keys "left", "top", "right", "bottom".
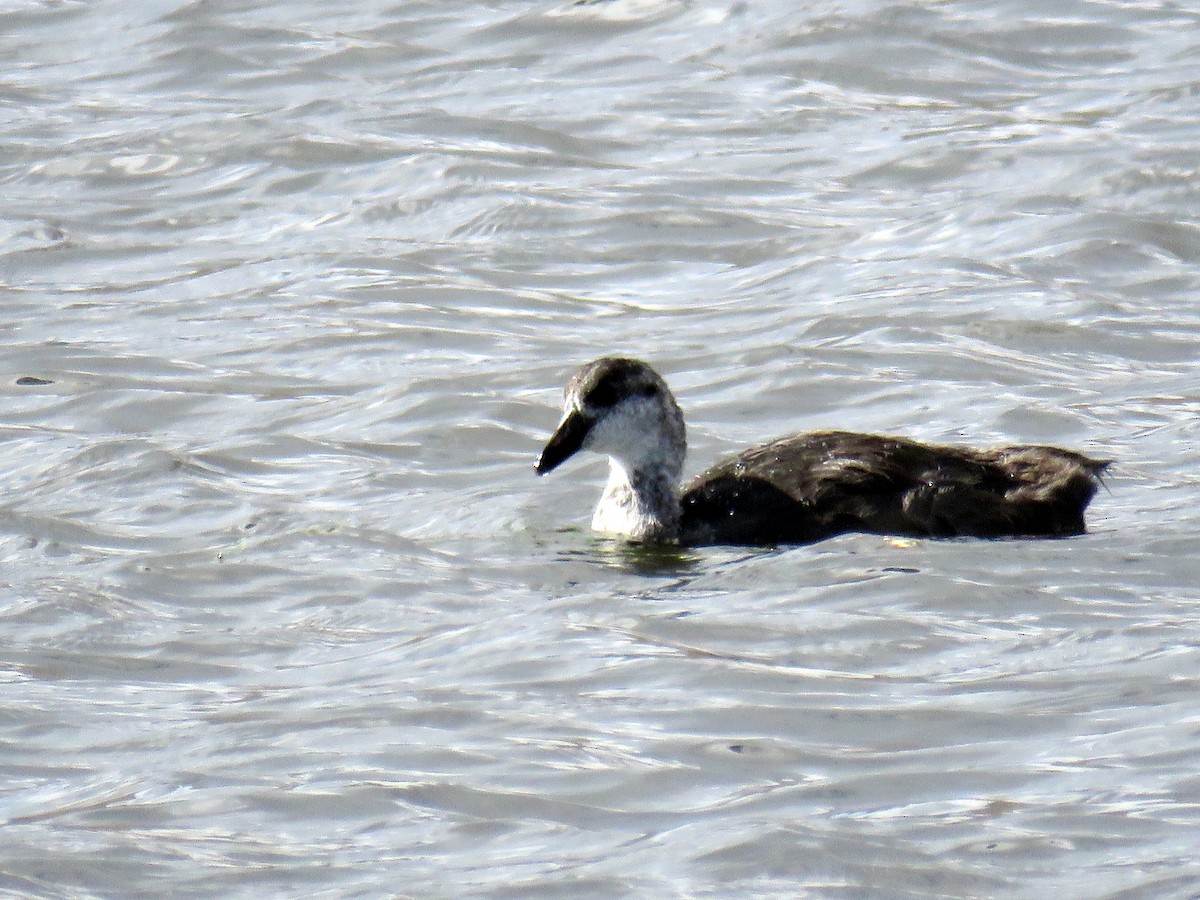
{"left": 592, "top": 456, "right": 682, "bottom": 543}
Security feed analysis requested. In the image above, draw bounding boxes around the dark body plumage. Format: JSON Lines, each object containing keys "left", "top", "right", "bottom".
{"left": 537, "top": 357, "right": 1108, "bottom": 547}
{"left": 680, "top": 430, "right": 1107, "bottom": 546}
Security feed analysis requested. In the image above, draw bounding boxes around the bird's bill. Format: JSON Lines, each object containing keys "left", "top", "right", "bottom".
{"left": 535, "top": 410, "right": 594, "bottom": 475}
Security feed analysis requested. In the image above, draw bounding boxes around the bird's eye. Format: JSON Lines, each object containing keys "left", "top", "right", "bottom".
{"left": 583, "top": 371, "right": 657, "bottom": 409}
{"left": 584, "top": 380, "right": 620, "bottom": 409}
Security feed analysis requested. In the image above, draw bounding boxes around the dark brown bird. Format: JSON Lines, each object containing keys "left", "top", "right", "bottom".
{"left": 536, "top": 357, "right": 1108, "bottom": 546}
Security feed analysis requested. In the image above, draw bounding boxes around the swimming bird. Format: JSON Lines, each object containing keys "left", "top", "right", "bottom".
{"left": 535, "top": 357, "right": 1108, "bottom": 546}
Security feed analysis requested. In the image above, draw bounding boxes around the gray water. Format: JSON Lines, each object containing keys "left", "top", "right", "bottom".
{"left": 2, "top": 0, "right": 1200, "bottom": 896}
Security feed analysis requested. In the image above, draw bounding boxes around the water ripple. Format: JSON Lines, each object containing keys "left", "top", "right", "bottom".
{"left": 1, "top": 0, "right": 1199, "bottom": 895}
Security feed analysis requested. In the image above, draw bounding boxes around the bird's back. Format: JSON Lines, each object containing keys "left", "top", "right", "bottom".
{"left": 680, "top": 431, "right": 1108, "bottom": 546}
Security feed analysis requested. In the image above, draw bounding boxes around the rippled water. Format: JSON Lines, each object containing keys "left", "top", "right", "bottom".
{"left": 3, "top": 0, "right": 1200, "bottom": 895}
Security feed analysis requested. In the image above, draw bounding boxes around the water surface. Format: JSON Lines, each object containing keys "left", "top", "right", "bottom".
{"left": 2, "top": 0, "right": 1199, "bottom": 896}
